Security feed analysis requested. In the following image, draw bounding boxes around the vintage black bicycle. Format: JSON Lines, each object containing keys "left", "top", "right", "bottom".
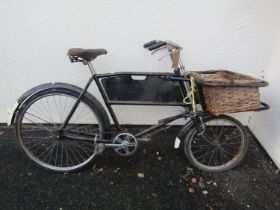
{"left": 9, "top": 40, "right": 269, "bottom": 173}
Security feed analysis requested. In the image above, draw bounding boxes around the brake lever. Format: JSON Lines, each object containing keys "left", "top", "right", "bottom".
{"left": 151, "top": 46, "right": 167, "bottom": 55}
{"left": 158, "top": 49, "right": 180, "bottom": 61}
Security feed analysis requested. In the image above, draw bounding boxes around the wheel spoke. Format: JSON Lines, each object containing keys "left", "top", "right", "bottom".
{"left": 67, "top": 144, "right": 82, "bottom": 165}
{"left": 217, "top": 121, "right": 226, "bottom": 138}
{"left": 42, "top": 142, "right": 58, "bottom": 162}
{"left": 25, "top": 111, "right": 53, "bottom": 125}
{"left": 37, "top": 141, "right": 57, "bottom": 160}
{"left": 54, "top": 142, "right": 59, "bottom": 166}
{"left": 214, "top": 149, "right": 218, "bottom": 166}
{"left": 207, "top": 149, "right": 216, "bottom": 166}
{"left": 220, "top": 141, "right": 242, "bottom": 146}
{"left": 191, "top": 144, "right": 211, "bottom": 147}
{"left": 26, "top": 137, "right": 50, "bottom": 150}
{"left": 196, "top": 148, "right": 214, "bottom": 161}
{"left": 64, "top": 143, "right": 70, "bottom": 167}
{"left": 60, "top": 143, "right": 64, "bottom": 167}
{"left": 45, "top": 97, "right": 55, "bottom": 123}
{"left": 223, "top": 149, "right": 236, "bottom": 158}
{"left": 209, "top": 126, "right": 217, "bottom": 138}
{"left": 53, "top": 95, "right": 62, "bottom": 123}
{"left": 23, "top": 116, "right": 52, "bottom": 132}
{"left": 39, "top": 99, "right": 54, "bottom": 124}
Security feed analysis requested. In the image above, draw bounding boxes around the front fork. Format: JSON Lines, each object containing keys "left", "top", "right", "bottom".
{"left": 192, "top": 116, "right": 205, "bottom": 135}
{"left": 192, "top": 116, "right": 215, "bottom": 145}
{"left": 174, "top": 114, "right": 213, "bottom": 148}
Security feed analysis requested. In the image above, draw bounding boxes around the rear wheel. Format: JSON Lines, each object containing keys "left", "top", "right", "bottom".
{"left": 184, "top": 115, "right": 249, "bottom": 172}
{"left": 15, "top": 88, "right": 110, "bottom": 172}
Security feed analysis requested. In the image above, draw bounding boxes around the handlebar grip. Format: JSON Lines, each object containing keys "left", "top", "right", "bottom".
{"left": 148, "top": 41, "right": 166, "bottom": 51}
{"left": 143, "top": 40, "right": 157, "bottom": 48}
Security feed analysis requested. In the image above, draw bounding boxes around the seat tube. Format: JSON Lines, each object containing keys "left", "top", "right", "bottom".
{"left": 87, "top": 61, "right": 96, "bottom": 75}
{"left": 61, "top": 74, "right": 94, "bottom": 129}
{"left": 88, "top": 61, "right": 121, "bottom": 131}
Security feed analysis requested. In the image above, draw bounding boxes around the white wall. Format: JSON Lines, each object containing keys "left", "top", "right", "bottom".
{"left": 0, "top": 0, "right": 279, "bottom": 125}
{"left": 249, "top": 34, "right": 280, "bottom": 168}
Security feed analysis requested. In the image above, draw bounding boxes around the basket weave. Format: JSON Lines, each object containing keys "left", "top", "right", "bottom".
{"left": 189, "top": 70, "right": 268, "bottom": 116}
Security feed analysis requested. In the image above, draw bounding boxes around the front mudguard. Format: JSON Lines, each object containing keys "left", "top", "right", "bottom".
{"left": 174, "top": 115, "right": 213, "bottom": 148}
{"left": 8, "top": 82, "right": 97, "bottom": 126}
{"left": 174, "top": 120, "right": 195, "bottom": 148}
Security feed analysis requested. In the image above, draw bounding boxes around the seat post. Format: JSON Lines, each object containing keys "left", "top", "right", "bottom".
{"left": 87, "top": 61, "right": 96, "bottom": 75}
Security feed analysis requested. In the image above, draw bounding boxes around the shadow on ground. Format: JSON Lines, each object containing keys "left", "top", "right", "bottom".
{"left": 0, "top": 126, "right": 279, "bottom": 210}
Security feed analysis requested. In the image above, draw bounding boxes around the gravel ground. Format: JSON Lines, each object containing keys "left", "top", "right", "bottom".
{"left": 0, "top": 125, "right": 279, "bottom": 210}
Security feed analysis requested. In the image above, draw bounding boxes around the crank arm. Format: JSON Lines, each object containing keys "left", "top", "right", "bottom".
{"left": 103, "top": 144, "right": 122, "bottom": 148}
{"left": 104, "top": 143, "right": 137, "bottom": 148}
{"left": 63, "top": 129, "right": 98, "bottom": 137}
{"left": 60, "top": 133, "right": 111, "bottom": 144}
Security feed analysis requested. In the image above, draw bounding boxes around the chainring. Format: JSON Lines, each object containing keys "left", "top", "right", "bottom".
{"left": 113, "top": 133, "right": 138, "bottom": 157}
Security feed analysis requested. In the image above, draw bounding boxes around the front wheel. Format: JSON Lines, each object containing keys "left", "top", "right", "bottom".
{"left": 15, "top": 88, "right": 111, "bottom": 172}
{"left": 184, "top": 115, "right": 249, "bottom": 172}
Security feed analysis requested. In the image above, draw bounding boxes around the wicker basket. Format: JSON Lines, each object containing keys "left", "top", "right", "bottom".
{"left": 190, "top": 70, "right": 268, "bottom": 116}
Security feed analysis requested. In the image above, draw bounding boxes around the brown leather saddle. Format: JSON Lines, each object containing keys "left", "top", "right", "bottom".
{"left": 67, "top": 48, "right": 107, "bottom": 61}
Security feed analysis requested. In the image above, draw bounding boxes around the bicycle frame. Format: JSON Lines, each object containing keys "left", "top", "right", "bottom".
{"left": 10, "top": 40, "right": 271, "bottom": 173}
{"left": 60, "top": 61, "right": 210, "bottom": 144}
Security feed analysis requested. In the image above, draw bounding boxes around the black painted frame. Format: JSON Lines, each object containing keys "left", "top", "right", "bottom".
{"left": 94, "top": 71, "right": 192, "bottom": 131}
{"left": 60, "top": 70, "right": 269, "bottom": 144}
{"left": 59, "top": 70, "right": 204, "bottom": 143}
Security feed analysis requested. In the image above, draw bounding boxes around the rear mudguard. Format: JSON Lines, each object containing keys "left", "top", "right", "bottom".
{"left": 8, "top": 82, "right": 98, "bottom": 126}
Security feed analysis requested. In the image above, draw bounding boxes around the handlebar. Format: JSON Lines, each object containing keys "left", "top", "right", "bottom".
{"left": 143, "top": 39, "right": 184, "bottom": 69}
{"left": 143, "top": 40, "right": 157, "bottom": 48}
{"left": 143, "top": 40, "right": 166, "bottom": 50}
{"left": 148, "top": 41, "right": 166, "bottom": 51}
{"left": 143, "top": 40, "right": 182, "bottom": 51}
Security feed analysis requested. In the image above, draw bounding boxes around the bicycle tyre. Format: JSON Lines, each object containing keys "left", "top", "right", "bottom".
{"left": 184, "top": 115, "right": 249, "bottom": 172}
{"left": 15, "top": 87, "right": 111, "bottom": 172}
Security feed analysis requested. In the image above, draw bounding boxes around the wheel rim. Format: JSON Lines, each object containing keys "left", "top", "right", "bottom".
{"left": 188, "top": 118, "right": 245, "bottom": 170}
{"left": 18, "top": 92, "right": 102, "bottom": 172}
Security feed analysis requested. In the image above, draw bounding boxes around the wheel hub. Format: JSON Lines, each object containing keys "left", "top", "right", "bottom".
{"left": 48, "top": 129, "right": 62, "bottom": 139}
